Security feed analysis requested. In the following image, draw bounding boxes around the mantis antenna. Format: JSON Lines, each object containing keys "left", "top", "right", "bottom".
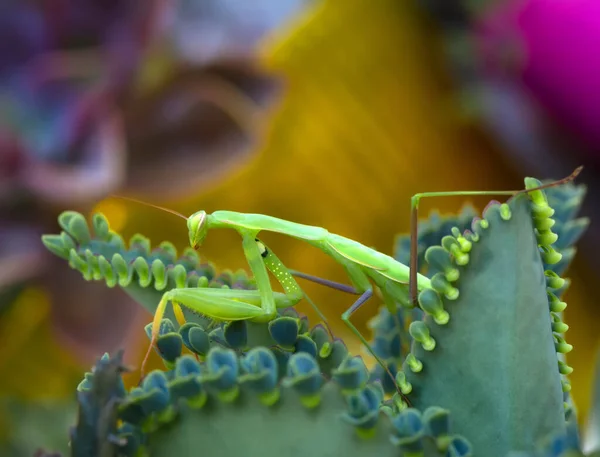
{"left": 109, "top": 195, "right": 189, "bottom": 221}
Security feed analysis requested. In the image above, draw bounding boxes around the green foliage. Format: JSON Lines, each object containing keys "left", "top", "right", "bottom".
{"left": 41, "top": 211, "right": 256, "bottom": 327}
{"left": 38, "top": 177, "right": 597, "bottom": 456}
{"left": 402, "top": 195, "right": 567, "bottom": 455}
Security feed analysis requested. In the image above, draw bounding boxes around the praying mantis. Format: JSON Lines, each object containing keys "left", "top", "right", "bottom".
{"left": 119, "top": 166, "right": 582, "bottom": 391}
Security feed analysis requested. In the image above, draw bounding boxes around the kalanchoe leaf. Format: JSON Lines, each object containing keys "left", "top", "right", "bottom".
{"left": 77, "top": 353, "right": 127, "bottom": 397}
{"left": 179, "top": 322, "right": 211, "bottom": 356}
{"left": 369, "top": 307, "right": 405, "bottom": 335}
{"left": 409, "top": 321, "right": 436, "bottom": 351}
{"left": 270, "top": 347, "right": 292, "bottom": 379}
{"left": 115, "top": 423, "right": 145, "bottom": 457}
{"left": 268, "top": 316, "right": 299, "bottom": 349}
{"left": 168, "top": 355, "right": 207, "bottom": 408}
{"left": 91, "top": 213, "right": 111, "bottom": 241}
{"left": 283, "top": 352, "right": 323, "bottom": 408}
{"left": 402, "top": 191, "right": 571, "bottom": 456}
{"left": 41, "top": 234, "right": 70, "bottom": 260}
{"left": 118, "top": 389, "right": 149, "bottom": 426}
{"left": 294, "top": 334, "right": 318, "bottom": 358}
{"left": 307, "top": 324, "right": 351, "bottom": 374}
{"left": 446, "top": 436, "right": 473, "bottom": 457}
{"left": 395, "top": 204, "right": 477, "bottom": 272}
{"left": 77, "top": 372, "right": 95, "bottom": 392}
{"left": 239, "top": 347, "right": 280, "bottom": 405}
{"left": 545, "top": 183, "right": 586, "bottom": 222}
{"left": 368, "top": 306, "right": 407, "bottom": 390}
{"left": 390, "top": 408, "right": 425, "bottom": 452}
{"left": 332, "top": 355, "right": 369, "bottom": 392}
{"left": 340, "top": 383, "right": 384, "bottom": 438}
{"left": 144, "top": 319, "right": 183, "bottom": 366}
{"left": 519, "top": 420, "right": 583, "bottom": 457}
{"left": 139, "top": 371, "right": 171, "bottom": 415}
{"left": 418, "top": 287, "right": 449, "bottom": 324}
{"left": 423, "top": 406, "right": 451, "bottom": 440}
{"left": 370, "top": 361, "right": 399, "bottom": 395}
{"left": 297, "top": 315, "right": 311, "bottom": 334}
{"left": 310, "top": 324, "right": 333, "bottom": 357}
{"left": 223, "top": 320, "right": 248, "bottom": 349}
{"left": 424, "top": 246, "right": 459, "bottom": 281}
{"left": 155, "top": 333, "right": 184, "bottom": 368}
{"left": 118, "top": 370, "right": 175, "bottom": 430}
{"left": 144, "top": 317, "right": 178, "bottom": 336}
{"left": 201, "top": 347, "right": 240, "bottom": 401}
{"left": 372, "top": 334, "right": 394, "bottom": 360}
{"left": 319, "top": 338, "right": 351, "bottom": 375}
{"left": 71, "top": 351, "right": 128, "bottom": 457}
{"left": 42, "top": 211, "right": 256, "bottom": 326}
{"left": 208, "top": 326, "right": 227, "bottom": 347}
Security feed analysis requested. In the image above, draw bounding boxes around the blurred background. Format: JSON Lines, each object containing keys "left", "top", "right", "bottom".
{"left": 0, "top": 0, "right": 598, "bottom": 455}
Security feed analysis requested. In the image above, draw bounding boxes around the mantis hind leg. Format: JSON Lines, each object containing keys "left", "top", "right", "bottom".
{"left": 407, "top": 167, "right": 582, "bottom": 305}
{"left": 409, "top": 189, "right": 519, "bottom": 306}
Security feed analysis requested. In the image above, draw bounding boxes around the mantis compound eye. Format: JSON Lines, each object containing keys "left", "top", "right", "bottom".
{"left": 188, "top": 211, "right": 208, "bottom": 249}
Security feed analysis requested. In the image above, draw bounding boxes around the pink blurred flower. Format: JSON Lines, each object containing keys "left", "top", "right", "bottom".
{"left": 475, "top": 0, "right": 600, "bottom": 151}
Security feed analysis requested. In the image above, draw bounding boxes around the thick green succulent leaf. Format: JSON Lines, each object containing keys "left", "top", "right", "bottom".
{"left": 394, "top": 204, "right": 478, "bottom": 275}
{"left": 148, "top": 383, "right": 455, "bottom": 457}
{"left": 402, "top": 194, "right": 567, "bottom": 456}
{"left": 543, "top": 182, "right": 589, "bottom": 278}
{"left": 42, "top": 211, "right": 256, "bottom": 326}
{"left": 143, "top": 312, "right": 352, "bottom": 378}
{"left": 83, "top": 349, "right": 472, "bottom": 457}
{"left": 372, "top": 179, "right": 587, "bottom": 397}
{"left": 72, "top": 351, "right": 128, "bottom": 457}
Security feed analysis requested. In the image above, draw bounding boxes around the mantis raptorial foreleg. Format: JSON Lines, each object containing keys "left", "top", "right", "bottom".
{"left": 143, "top": 234, "right": 288, "bottom": 375}
{"left": 254, "top": 240, "right": 340, "bottom": 338}
{"left": 142, "top": 235, "right": 327, "bottom": 376}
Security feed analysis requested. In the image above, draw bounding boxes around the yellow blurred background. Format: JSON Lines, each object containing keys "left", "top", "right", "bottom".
{"left": 1, "top": 0, "right": 598, "bottom": 452}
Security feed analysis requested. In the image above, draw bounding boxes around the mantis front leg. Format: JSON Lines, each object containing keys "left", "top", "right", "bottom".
{"left": 141, "top": 234, "right": 305, "bottom": 376}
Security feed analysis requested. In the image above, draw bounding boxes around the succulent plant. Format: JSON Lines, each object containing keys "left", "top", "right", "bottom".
{"left": 38, "top": 174, "right": 598, "bottom": 456}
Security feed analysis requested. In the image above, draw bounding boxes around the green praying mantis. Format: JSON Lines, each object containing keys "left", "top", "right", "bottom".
{"left": 117, "top": 166, "right": 583, "bottom": 393}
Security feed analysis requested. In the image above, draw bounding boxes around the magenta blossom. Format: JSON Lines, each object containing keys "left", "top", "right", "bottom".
{"left": 475, "top": 0, "right": 600, "bottom": 152}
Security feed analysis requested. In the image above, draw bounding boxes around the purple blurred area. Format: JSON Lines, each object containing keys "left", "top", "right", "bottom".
{"left": 0, "top": 0, "right": 309, "bottom": 362}
{"left": 475, "top": 0, "right": 600, "bottom": 152}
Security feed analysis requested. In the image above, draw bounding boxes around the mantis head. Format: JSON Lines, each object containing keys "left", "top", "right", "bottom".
{"left": 188, "top": 210, "right": 209, "bottom": 249}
